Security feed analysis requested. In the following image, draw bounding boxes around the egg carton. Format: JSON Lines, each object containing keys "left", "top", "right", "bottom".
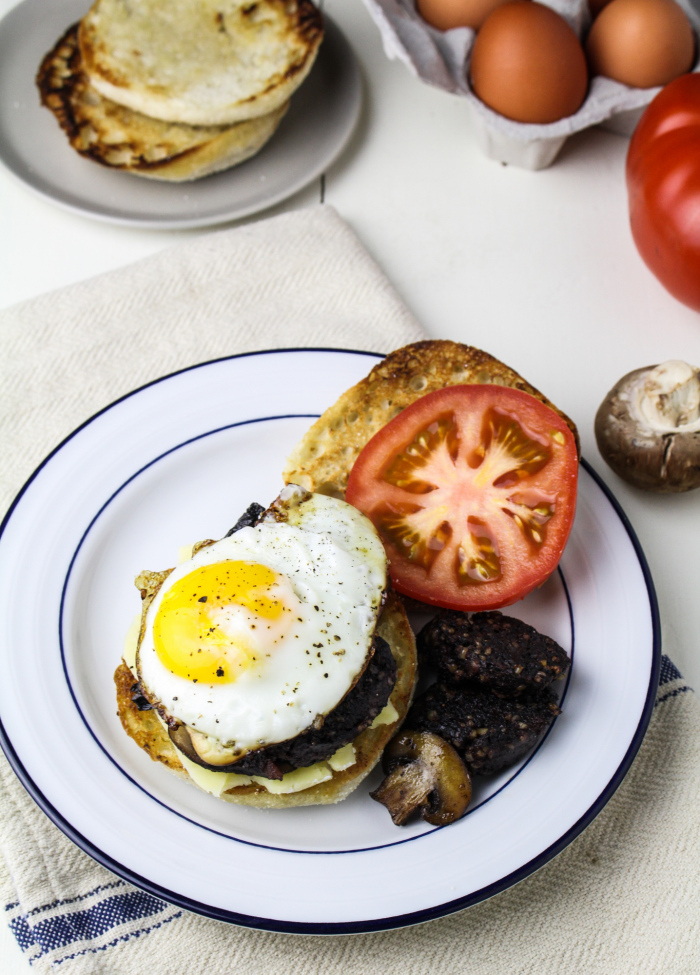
{"left": 361, "top": 0, "right": 700, "bottom": 169}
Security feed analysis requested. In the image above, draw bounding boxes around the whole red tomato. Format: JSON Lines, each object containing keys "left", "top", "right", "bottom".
{"left": 626, "top": 73, "right": 700, "bottom": 312}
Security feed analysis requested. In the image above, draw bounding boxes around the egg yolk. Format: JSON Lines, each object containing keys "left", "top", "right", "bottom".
{"left": 153, "top": 561, "right": 293, "bottom": 684}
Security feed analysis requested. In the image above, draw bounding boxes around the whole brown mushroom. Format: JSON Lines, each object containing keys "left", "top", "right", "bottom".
{"left": 595, "top": 361, "right": 700, "bottom": 493}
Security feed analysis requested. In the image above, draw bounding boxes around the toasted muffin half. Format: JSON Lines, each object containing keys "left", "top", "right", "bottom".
{"left": 37, "top": 25, "right": 288, "bottom": 182}
{"left": 283, "top": 340, "right": 580, "bottom": 500}
{"left": 79, "top": 0, "right": 324, "bottom": 126}
{"left": 117, "top": 588, "right": 416, "bottom": 807}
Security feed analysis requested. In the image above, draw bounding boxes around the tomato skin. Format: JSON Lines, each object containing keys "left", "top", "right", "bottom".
{"left": 346, "top": 385, "right": 578, "bottom": 612}
{"left": 626, "top": 74, "right": 700, "bottom": 313}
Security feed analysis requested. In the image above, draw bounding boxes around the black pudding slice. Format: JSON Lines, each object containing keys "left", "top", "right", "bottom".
{"left": 225, "top": 502, "right": 266, "bottom": 535}
{"left": 407, "top": 681, "right": 561, "bottom": 776}
{"left": 418, "top": 610, "right": 570, "bottom": 696}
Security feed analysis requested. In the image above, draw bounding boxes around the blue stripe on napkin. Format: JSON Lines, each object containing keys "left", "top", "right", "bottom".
{"left": 41, "top": 910, "right": 182, "bottom": 968}
{"left": 5, "top": 880, "right": 181, "bottom": 967}
{"left": 16, "top": 880, "right": 124, "bottom": 920}
{"left": 659, "top": 655, "right": 682, "bottom": 686}
{"left": 657, "top": 654, "right": 692, "bottom": 706}
{"left": 11, "top": 890, "right": 167, "bottom": 952}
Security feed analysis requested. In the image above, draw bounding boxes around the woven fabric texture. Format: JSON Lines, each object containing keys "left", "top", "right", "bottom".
{"left": 0, "top": 205, "right": 698, "bottom": 974}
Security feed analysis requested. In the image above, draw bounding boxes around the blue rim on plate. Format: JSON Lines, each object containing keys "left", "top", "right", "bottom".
{"left": 0, "top": 348, "right": 662, "bottom": 934}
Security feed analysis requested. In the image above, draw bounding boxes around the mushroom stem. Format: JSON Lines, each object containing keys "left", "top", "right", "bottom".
{"left": 632, "top": 361, "right": 700, "bottom": 433}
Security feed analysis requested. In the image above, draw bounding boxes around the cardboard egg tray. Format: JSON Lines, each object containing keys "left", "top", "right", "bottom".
{"left": 361, "top": 0, "right": 700, "bottom": 169}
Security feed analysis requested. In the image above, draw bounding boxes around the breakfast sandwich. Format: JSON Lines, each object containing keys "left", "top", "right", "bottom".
{"left": 79, "top": 0, "right": 324, "bottom": 126}
{"left": 37, "top": 26, "right": 289, "bottom": 182}
{"left": 117, "top": 486, "right": 417, "bottom": 807}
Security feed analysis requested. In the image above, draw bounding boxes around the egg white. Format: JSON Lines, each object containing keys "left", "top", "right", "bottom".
{"left": 137, "top": 493, "right": 388, "bottom": 754}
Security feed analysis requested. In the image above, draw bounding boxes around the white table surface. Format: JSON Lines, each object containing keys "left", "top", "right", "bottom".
{"left": 1, "top": 0, "right": 699, "bottom": 969}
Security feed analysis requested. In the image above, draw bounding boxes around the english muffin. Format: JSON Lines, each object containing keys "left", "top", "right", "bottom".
{"left": 38, "top": 25, "right": 288, "bottom": 181}
{"left": 283, "top": 340, "right": 580, "bottom": 500}
{"left": 79, "top": 0, "right": 324, "bottom": 126}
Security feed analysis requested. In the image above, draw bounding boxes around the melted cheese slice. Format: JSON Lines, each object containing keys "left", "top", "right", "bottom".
{"left": 371, "top": 701, "right": 399, "bottom": 728}
{"left": 328, "top": 743, "right": 356, "bottom": 771}
{"left": 180, "top": 754, "right": 252, "bottom": 796}
{"left": 251, "top": 763, "right": 332, "bottom": 794}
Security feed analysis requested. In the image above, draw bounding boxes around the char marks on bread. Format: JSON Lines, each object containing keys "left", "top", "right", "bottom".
{"left": 79, "top": 0, "right": 324, "bottom": 126}
{"left": 283, "top": 340, "right": 580, "bottom": 501}
{"left": 37, "top": 24, "right": 289, "bottom": 182}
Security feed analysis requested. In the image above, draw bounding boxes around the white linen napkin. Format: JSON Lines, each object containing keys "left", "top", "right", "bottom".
{"left": 1, "top": 205, "right": 698, "bottom": 974}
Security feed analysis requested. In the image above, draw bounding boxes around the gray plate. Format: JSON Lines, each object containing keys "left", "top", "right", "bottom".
{"left": 0, "top": 0, "right": 361, "bottom": 228}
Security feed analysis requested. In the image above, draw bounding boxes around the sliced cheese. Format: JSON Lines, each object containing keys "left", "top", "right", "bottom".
{"left": 179, "top": 754, "right": 252, "bottom": 796}
{"left": 177, "top": 543, "right": 194, "bottom": 564}
{"left": 328, "top": 743, "right": 356, "bottom": 772}
{"left": 370, "top": 701, "right": 399, "bottom": 728}
{"left": 144, "top": 653, "right": 337, "bottom": 796}
{"left": 123, "top": 612, "right": 141, "bottom": 675}
{"left": 252, "top": 763, "right": 332, "bottom": 795}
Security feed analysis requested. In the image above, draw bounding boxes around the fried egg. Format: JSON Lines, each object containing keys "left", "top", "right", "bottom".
{"left": 137, "top": 487, "right": 388, "bottom": 757}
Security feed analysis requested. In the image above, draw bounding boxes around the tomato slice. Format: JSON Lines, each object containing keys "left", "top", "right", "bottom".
{"left": 345, "top": 385, "right": 578, "bottom": 611}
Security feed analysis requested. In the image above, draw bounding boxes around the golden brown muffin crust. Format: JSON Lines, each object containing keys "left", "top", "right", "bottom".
{"left": 283, "top": 340, "right": 580, "bottom": 500}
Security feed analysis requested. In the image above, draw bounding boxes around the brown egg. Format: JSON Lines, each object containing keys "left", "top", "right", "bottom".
{"left": 588, "top": 0, "right": 612, "bottom": 15}
{"left": 586, "top": 0, "right": 695, "bottom": 88}
{"left": 469, "top": 1, "right": 589, "bottom": 124}
{"left": 417, "top": 0, "right": 519, "bottom": 31}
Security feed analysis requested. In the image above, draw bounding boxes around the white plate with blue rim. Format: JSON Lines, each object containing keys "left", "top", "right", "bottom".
{"left": 0, "top": 349, "right": 660, "bottom": 933}
{"left": 0, "top": 0, "right": 360, "bottom": 228}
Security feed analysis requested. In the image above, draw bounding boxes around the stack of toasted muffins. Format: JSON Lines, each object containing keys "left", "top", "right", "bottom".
{"left": 37, "top": 0, "right": 323, "bottom": 181}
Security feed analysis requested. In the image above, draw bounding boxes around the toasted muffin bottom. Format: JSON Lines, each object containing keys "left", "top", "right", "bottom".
{"left": 37, "top": 24, "right": 288, "bottom": 181}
